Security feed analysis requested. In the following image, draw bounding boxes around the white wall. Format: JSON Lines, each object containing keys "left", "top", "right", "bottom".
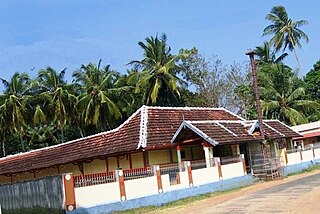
{"left": 74, "top": 161, "right": 247, "bottom": 208}
{"left": 314, "top": 148, "right": 320, "bottom": 158}
{"left": 192, "top": 167, "right": 219, "bottom": 186}
{"left": 221, "top": 162, "right": 244, "bottom": 180}
{"left": 302, "top": 150, "right": 313, "bottom": 162}
{"left": 125, "top": 177, "right": 158, "bottom": 200}
{"left": 75, "top": 182, "right": 120, "bottom": 208}
{"left": 287, "top": 152, "right": 301, "bottom": 165}
{"left": 161, "top": 172, "right": 189, "bottom": 192}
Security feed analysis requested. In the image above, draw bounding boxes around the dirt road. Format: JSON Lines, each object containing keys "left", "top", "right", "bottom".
{"left": 155, "top": 171, "right": 320, "bottom": 214}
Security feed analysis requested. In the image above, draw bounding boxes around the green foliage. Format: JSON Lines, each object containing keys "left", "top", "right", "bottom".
{"left": 263, "top": 5, "right": 309, "bottom": 67}
{"left": 0, "top": 31, "right": 318, "bottom": 158}
{"left": 179, "top": 48, "right": 249, "bottom": 112}
{"left": 305, "top": 60, "right": 320, "bottom": 101}
{"left": 259, "top": 63, "right": 320, "bottom": 125}
{"left": 73, "top": 61, "right": 129, "bottom": 132}
{"left": 254, "top": 41, "right": 288, "bottom": 65}
{"left": 128, "top": 33, "right": 186, "bottom": 105}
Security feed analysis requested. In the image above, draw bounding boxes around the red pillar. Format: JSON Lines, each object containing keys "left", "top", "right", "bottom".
{"left": 154, "top": 166, "right": 163, "bottom": 193}
{"left": 63, "top": 174, "right": 76, "bottom": 211}
{"left": 185, "top": 161, "right": 193, "bottom": 187}
{"left": 117, "top": 170, "right": 126, "bottom": 201}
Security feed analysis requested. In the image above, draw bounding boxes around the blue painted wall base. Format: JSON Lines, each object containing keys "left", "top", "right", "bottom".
{"left": 69, "top": 175, "right": 253, "bottom": 214}
{"left": 282, "top": 158, "right": 320, "bottom": 176}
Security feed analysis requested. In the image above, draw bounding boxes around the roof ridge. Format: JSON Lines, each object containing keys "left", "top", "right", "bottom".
{"left": 0, "top": 105, "right": 145, "bottom": 162}
{"left": 147, "top": 106, "right": 223, "bottom": 110}
{"left": 263, "top": 121, "right": 285, "bottom": 136}
{"left": 137, "top": 105, "right": 148, "bottom": 149}
{"left": 171, "top": 121, "right": 218, "bottom": 145}
{"left": 187, "top": 120, "right": 245, "bottom": 124}
{"left": 215, "top": 122, "right": 238, "bottom": 136}
{"left": 267, "top": 119, "right": 302, "bottom": 136}
{"left": 147, "top": 105, "right": 245, "bottom": 120}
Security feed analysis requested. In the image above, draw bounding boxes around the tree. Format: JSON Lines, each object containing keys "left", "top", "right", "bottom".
{"left": 0, "top": 73, "right": 29, "bottom": 151}
{"left": 304, "top": 60, "right": 320, "bottom": 101}
{"left": 0, "top": 98, "right": 9, "bottom": 156}
{"left": 179, "top": 48, "right": 249, "bottom": 112}
{"left": 263, "top": 5, "right": 309, "bottom": 67}
{"left": 73, "top": 60, "right": 127, "bottom": 132}
{"left": 254, "top": 41, "right": 288, "bottom": 65}
{"left": 38, "top": 67, "right": 76, "bottom": 143}
{"left": 129, "top": 33, "right": 186, "bottom": 105}
{"left": 25, "top": 105, "right": 58, "bottom": 149}
{"left": 259, "top": 64, "right": 320, "bottom": 125}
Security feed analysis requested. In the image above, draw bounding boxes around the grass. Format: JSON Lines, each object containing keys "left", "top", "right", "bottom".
{"left": 113, "top": 186, "right": 245, "bottom": 214}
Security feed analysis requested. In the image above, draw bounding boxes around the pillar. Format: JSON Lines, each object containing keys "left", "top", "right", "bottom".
{"left": 153, "top": 166, "right": 163, "bottom": 193}
{"left": 298, "top": 146, "right": 303, "bottom": 161}
{"left": 202, "top": 143, "right": 213, "bottom": 168}
{"left": 239, "top": 154, "right": 247, "bottom": 175}
{"left": 311, "top": 144, "right": 315, "bottom": 160}
{"left": 209, "top": 147, "right": 214, "bottom": 162}
{"left": 284, "top": 148, "right": 288, "bottom": 165}
{"left": 63, "top": 173, "right": 76, "bottom": 211}
{"left": 177, "top": 145, "right": 182, "bottom": 169}
{"left": 215, "top": 157, "right": 223, "bottom": 180}
{"left": 116, "top": 170, "right": 126, "bottom": 201}
{"left": 184, "top": 161, "right": 193, "bottom": 187}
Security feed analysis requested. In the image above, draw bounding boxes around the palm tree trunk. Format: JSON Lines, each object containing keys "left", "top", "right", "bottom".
{"left": 2, "top": 138, "right": 5, "bottom": 157}
{"left": 19, "top": 132, "right": 25, "bottom": 151}
{"left": 78, "top": 125, "right": 84, "bottom": 138}
{"left": 61, "top": 127, "right": 64, "bottom": 143}
{"left": 293, "top": 48, "right": 301, "bottom": 70}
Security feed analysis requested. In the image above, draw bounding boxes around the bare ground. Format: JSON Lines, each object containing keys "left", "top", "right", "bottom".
{"left": 151, "top": 170, "right": 320, "bottom": 214}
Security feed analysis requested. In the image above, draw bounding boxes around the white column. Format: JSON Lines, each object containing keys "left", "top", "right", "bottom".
{"left": 177, "top": 146, "right": 181, "bottom": 163}
{"left": 203, "top": 146, "right": 211, "bottom": 168}
{"left": 177, "top": 145, "right": 182, "bottom": 171}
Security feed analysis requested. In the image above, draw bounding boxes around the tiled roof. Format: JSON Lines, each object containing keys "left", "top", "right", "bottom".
{"left": 0, "top": 108, "right": 142, "bottom": 175}
{"left": 0, "top": 106, "right": 240, "bottom": 175}
{"left": 171, "top": 120, "right": 299, "bottom": 145}
{"left": 293, "top": 130, "right": 320, "bottom": 140}
{"left": 263, "top": 120, "right": 301, "bottom": 138}
{"left": 0, "top": 106, "right": 300, "bottom": 176}
{"left": 145, "top": 107, "right": 242, "bottom": 148}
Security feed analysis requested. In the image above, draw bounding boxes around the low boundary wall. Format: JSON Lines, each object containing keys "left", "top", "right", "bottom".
{"left": 68, "top": 174, "right": 253, "bottom": 214}
{"left": 0, "top": 174, "right": 76, "bottom": 213}
{"left": 282, "top": 158, "right": 320, "bottom": 176}
{"left": 0, "top": 175, "right": 64, "bottom": 213}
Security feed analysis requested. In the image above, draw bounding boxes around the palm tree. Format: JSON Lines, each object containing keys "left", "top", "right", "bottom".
{"left": 263, "top": 5, "right": 309, "bottom": 67}
{"left": 0, "top": 72, "right": 29, "bottom": 151}
{"left": 73, "top": 60, "right": 127, "bottom": 132}
{"left": 259, "top": 64, "right": 320, "bottom": 125}
{"left": 254, "top": 42, "right": 288, "bottom": 65}
{"left": 25, "top": 105, "right": 58, "bottom": 148}
{"left": 38, "top": 67, "right": 76, "bottom": 143}
{"left": 0, "top": 100, "right": 9, "bottom": 156}
{"left": 129, "top": 33, "right": 186, "bottom": 105}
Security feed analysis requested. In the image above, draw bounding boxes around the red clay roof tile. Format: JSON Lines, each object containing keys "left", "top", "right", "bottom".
{"left": 0, "top": 106, "right": 299, "bottom": 176}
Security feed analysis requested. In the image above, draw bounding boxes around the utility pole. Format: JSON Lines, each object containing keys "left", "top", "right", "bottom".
{"left": 245, "top": 50, "right": 266, "bottom": 143}
{"left": 246, "top": 49, "right": 269, "bottom": 175}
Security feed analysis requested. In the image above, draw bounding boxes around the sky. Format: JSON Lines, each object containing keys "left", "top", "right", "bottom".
{"left": 0, "top": 0, "right": 319, "bottom": 91}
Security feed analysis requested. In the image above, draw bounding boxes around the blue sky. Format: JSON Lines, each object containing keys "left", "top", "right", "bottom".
{"left": 0, "top": 0, "right": 319, "bottom": 90}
